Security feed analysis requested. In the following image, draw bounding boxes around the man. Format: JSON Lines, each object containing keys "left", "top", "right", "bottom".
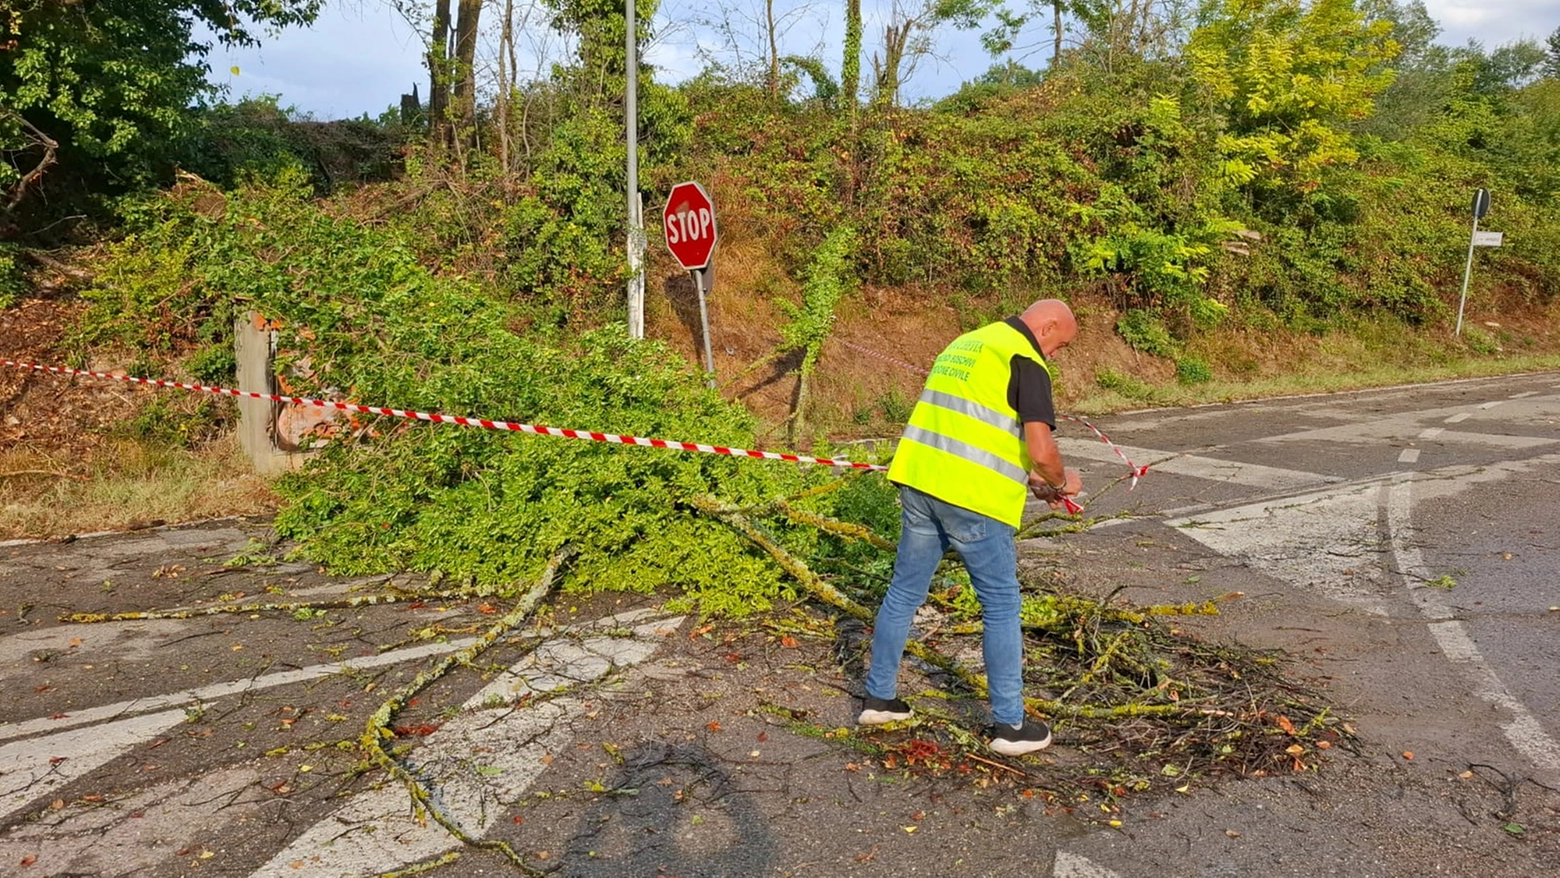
{"left": 859, "top": 299, "right": 1082, "bottom": 756}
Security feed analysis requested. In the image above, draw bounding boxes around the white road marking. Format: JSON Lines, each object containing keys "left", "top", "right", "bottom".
{"left": 1510, "top": 391, "right": 1539, "bottom": 399}
{"left": 1167, "top": 482, "right": 1392, "bottom": 616}
{"left": 1054, "top": 851, "right": 1124, "bottom": 877}
{"left": 1383, "top": 475, "right": 1560, "bottom": 774}
{"left": 0, "top": 708, "right": 189, "bottom": 820}
{"left": 250, "top": 611, "right": 684, "bottom": 878}
{"left": 1258, "top": 399, "right": 1560, "bottom": 450}
{"left": 1057, "top": 439, "right": 1332, "bottom": 492}
{"left": 0, "top": 636, "right": 481, "bottom": 743}
{"left": 0, "top": 764, "right": 273, "bottom": 876}
{"left": 1419, "top": 427, "right": 1444, "bottom": 439}
{"left": 1445, "top": 413, "right": 1471, "bottom": 423}
{"left": 1398, "top": 448, "right": 1420, "bottom": 464}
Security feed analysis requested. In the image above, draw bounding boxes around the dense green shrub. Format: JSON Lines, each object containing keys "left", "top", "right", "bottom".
{"left": 78, "top": 179, "right": 890, "bottom": 616}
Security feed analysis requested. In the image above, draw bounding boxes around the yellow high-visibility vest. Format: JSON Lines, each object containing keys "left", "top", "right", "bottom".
{"left": 886, "top": 321, "right": 1043, "bottom": 527}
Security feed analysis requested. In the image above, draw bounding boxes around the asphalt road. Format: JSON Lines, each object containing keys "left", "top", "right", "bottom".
{"left": 3, "top": 372, "right": 1559, "bottom": 877}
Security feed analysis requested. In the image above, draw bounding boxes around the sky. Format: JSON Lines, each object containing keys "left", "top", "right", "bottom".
{"left": 202, "top": 1, "right": 1560, "bottom": 120}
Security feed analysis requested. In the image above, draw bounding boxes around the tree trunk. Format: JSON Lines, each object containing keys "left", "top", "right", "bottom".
{"left": 766, "top": 0, "right": 780, "bottom": 99}
{"left": 842, "top": 0, "right": 862, "bottom": 114}
{"left": 498, "top": 0, "right": 514, "bottom": 173}
{"left": 452, "top": 0, "right": 483, "bottom": 154}
{"left": 427, "top": 0, "right": 452, "bottom": 150}
{"left": 874, "top": 22, "right": 910, "bottom": 107}
{"left": 1053, "top": 1, "right": 1063, "bottom": 68}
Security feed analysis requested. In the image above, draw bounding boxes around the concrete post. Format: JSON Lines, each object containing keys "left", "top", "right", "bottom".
{"left": 235, "top": 314, "right": 304, "bottom": 475}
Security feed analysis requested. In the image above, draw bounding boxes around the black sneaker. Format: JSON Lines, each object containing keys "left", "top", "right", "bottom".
{"left": 858, "top": 695, "right": 913, "bottom": 725}
{"left": 988, "top": 719, "right": 1052, "bottom": 756}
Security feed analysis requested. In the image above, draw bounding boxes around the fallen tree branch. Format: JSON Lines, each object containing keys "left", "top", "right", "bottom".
{"left": 358, "top": 546, "right": 573, "bottom": 876}
{"left": 5, "top": 115, "right": 59, "bottom": 209}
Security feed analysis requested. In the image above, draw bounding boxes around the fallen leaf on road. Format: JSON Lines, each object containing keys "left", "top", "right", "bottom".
{"left": 1402, "top": 751, "right": 1414, "bottom": 761}
{"left": 477, "top": 603, "right": 498, "bottom": 614}
{"left": 1225, "top": 829, "right": 1241, "bottom": 839}
{"left": 780, "top": 635, "right": 799, "bottom": 648}
{"left": 20, "top": 855, "right": 37, "bottom": 867}
{"left": 1275, "top": 715, "right": 1296, "bottom": 735}
{"left": 1285, "top": 744, "right": 1305, "bottom": 756}
{"left": 706, "top": 721, "right": 722, "bottom": 732}
{"left": 49, "top": 799, "right": 63, "bottom": 811}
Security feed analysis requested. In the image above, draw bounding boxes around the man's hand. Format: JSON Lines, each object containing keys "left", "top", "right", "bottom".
{"left": 1029, "top": 468, "right": 1082, "bottom": 510}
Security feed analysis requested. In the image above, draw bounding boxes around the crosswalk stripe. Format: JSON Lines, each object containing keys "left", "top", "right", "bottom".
{"left": 0, "top": 708, "right": 190, "bottom": 820}
{"left": 1, "top": 636, "right": 481, "bottom": 743}
{"left": 1058, "top": 439, "right": 1332, "bottom": 492}
{"left": 250, "top": 612, "right": 683, "bottom": 878}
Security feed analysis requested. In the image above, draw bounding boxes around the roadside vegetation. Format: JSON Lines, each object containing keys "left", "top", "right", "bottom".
{"left": 2, "top": 0, "right": 1557, "bottom": 813}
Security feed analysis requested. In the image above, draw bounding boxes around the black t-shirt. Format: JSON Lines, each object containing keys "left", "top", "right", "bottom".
{"left": 1002, "top": 317, "right": 1056, "bottom": 429}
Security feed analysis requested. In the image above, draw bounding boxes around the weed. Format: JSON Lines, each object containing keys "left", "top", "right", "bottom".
{"left": 1175, "top": 357, "right": 1213, "bottom": 385}
{"left": 1116, "top": 309, "right": 1178, "bottom": 358}
{"left": 1095, "top": 367, "right": 1153, "bottom": 399}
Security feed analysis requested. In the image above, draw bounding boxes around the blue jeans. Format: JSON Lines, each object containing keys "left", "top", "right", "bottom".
{"left": 865, "top": 485, "right": 1027, "bottom": 726}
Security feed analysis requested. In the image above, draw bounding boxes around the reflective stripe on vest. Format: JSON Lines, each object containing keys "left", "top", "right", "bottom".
{"left": 886, "top": 321, "right": 1045, "bottom": 527}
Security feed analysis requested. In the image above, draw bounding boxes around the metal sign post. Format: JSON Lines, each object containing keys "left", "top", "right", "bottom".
{"left": 691, "top": 265, "right": 716, "bottom": 388}
{"left": 663, "top": 181, "right": 719, "bottom": 389}
{"left": 1455, "top": 188, "right": 1492, "bottom": 337}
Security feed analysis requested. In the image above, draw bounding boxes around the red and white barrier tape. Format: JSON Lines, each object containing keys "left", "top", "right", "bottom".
{"left": 5, "top": 357, "right": 1100, "bottom": 515}
{"left": 1057, "top": 415, "right": 1150, "bottom": 489}
{"left": 836, "top": 338, "right": 929, "bottom": 377}
{"left": 1, "top": 359, "right": 887, "bottom": 472}
{"left": 835, "top": 339, "right": 1149, "bottom": 489}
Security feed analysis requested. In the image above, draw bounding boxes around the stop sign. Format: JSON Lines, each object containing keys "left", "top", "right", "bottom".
{"left": 663, "top": 181, "right": 718, "bottom": 271}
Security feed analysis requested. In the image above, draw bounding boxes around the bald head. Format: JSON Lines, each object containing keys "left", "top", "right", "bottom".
{"left": 1019, "top": 299, "right": 1077, "bottom": 357}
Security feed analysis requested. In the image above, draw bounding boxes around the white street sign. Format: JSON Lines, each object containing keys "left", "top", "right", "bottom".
{"left": 1472, "top": 231, "right": 1504, "bottom": 247}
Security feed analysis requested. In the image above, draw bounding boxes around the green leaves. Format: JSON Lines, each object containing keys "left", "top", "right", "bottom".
{"left": 85, "top": 180, "right": 882, "bottom": 617}
{"left": 1189, "top": 0, "right": 1399, "bottom": 201}
{"left": 1, "top": 0, "right": 321, "bottom": 208}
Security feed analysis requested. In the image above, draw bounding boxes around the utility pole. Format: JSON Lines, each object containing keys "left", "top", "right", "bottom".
{"left": 625, "top": 0, "right": 645, "bottom": 339}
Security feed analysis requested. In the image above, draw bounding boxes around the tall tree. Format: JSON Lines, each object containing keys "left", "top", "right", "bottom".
{"left": 452, "top": 0, "right": 484, "bottom": 151}
{"left": 427, "top": 0, "right": 453, "bottom": 149}
{"left": 871, "top": 0, "right": 997, "bottom": 107}
{"left": 1548, "top": 26, "right": 1560, "bottom": 80}
{"left": 843, "top": 0, "right": 864, "bottom": 112}
{"left": 1, "top": 0, "right": 321, "bottom": 211}
{"left": 1188, "top": 0, "right": 1398, "bottom": 204}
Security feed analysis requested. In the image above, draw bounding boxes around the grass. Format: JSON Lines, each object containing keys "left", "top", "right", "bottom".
{"left": 0, "top": 433, "right": 276, "bottom": 540}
